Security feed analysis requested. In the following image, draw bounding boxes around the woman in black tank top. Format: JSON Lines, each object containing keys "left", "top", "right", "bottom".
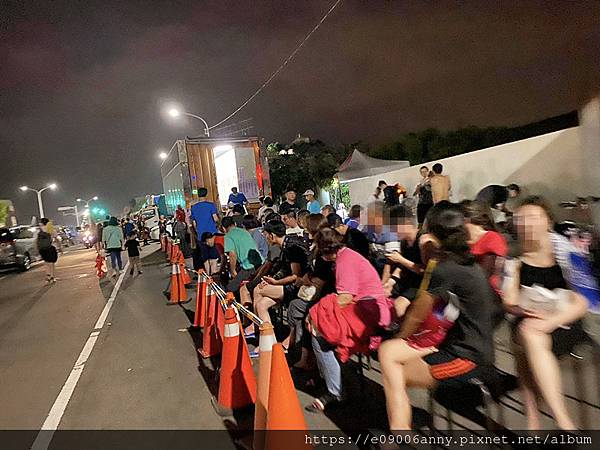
{"left": 505, "top": 197, "right": 588, "bottom": 430}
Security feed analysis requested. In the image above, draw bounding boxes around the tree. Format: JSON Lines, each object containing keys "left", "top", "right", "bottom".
{"left": 266, "top": 140, "right": 349, "bottom": 201}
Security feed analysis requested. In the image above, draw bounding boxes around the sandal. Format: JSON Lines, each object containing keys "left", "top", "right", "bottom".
{"left": 305, "top": 393, "right": 340, "bottom": 413}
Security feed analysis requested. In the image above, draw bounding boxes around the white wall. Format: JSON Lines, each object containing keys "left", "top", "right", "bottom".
{"left": 347, "top": 127, "right": 584, "bottom": 218}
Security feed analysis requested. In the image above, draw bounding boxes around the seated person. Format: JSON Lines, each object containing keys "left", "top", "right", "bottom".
{"left": 305, "top": 228, "right": 394, "bottom": 412}
{"left": 382, "top": 204, "right": 437, "bottom": 300}
{"left": 378, "top": 202, "right": 497, "bottom": 430}
{"left": 282, "top": 209, "right": 304, "bottom": 236}
{"left": 222, "top": 216, "right": 264, "bottom": 293}
{"left": 504, "top": 197, "right": 588, "bottom": 430}
{"left": 286, "top": 213, "right": 335, "bottom": 368}
{"left": 243, "top": 215, "right": 269, "bottom": 261}
{"left": 253, "top": 220, "right": 310, "bottom": 325}
{"left": 326, "top": 213, "right": 370, "bottom": 259}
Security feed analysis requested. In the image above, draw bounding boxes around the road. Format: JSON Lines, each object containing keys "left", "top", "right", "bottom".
{"left": 1, "top": 244, "right": 598, "bottom": 449}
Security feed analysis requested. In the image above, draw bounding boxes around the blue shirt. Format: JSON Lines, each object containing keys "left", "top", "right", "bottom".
{"left": 307, "top": 199, "right": 321, "bottom": 214}
{"left": 228, "top": 192, "right": 248, "bottom": 205}
{"left": 190, "top": 201, "right": 218, "bottom": 238}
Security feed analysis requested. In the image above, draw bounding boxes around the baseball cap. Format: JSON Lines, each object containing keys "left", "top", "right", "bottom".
{"left": 303, "top": 189, "right": 315, "bottom": 196}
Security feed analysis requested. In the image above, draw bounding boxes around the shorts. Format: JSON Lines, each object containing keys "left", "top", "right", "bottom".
{"left": 283, "top": 284, "right": 300, "bottom": 306}
{"left": 423, "top": 350, "right": 477, "bottom": 381}
{"left": 511, "top": 318, "right": 588, "bottom": 357}
{"left": 226, "top": 268, "right": 255, "bottom": 293}
{"left": 39, "top": 246, "right": 58, "bottom": 263}
{"left": 129, "top": 255, "right": 141, "bottom": 266}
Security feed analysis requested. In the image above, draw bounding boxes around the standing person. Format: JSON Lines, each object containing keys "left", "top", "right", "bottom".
{"left": 343, "top": 205, "right": 361, "bottom": 229}
{"left": 430, "top": 163, "right": 451, "bottom": 204}
{"left": 279, "top": 188, "right": 299, "bottom": 215}
{"left": 413, "top": 165, "right": 433, "bottom": 225}
{"left": 198, "top": 232, "right": 220, "bottom": 275}
{"left": 303, "top": 189, "right": 321, "bottom": 214}
{"left": 190, "top": 188, "right": 219, "bottom": 240}
{"left": 102, "top": 216, "right": 124, "bottom": 277}
{"left": 173, "top": 209, "right": 193, "bottom": 269}
{"left": 123, "top": 218, "right": 135, "bottom": 237}
{"left": 370, "top": 180, "right": 387, "bottom": 202}
{"left": 94, "top": 221, "right": 104, "bottom": 253}
{"left": 228, "top": 187, "right": 248, "bottom": 210}
{"left": 37, "top": 218, "right": 58, "bottom": 283}
{"left": 336, "top": 203, "right": 348, "bottom": 221}
{"left": 504, "top": 196, "right": 588, "bottom": 430}
{"left": 125, "top": 231, "right": 142, "bottom": 276}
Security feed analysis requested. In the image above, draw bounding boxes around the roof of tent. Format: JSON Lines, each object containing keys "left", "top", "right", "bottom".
{"left": 337, "top": 150, "right": 410, "bottom": 182}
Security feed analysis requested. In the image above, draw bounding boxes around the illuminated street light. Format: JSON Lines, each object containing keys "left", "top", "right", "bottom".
{"left": 159, "top": 152, "right": 168, "bottom": 160}
{"left": 19, "top": 183, "right": 58, "bottom": 219}
{"left": 165, "top": 105, "right": 210, "bottom": 137}
{"left": 77, "top": 196, "right": 99, "bottom": 209}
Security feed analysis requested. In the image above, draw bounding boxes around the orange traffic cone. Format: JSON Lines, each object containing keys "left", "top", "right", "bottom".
{"left": 192, "top": 272, "right": 207, "bottom": 328}
{"left": 198, "top": 289, "right": 222, "bottom": 358}
{"left": 178, "top": 251, "right": 192, "bottom": 286}
{"left": 166, "top": 263, "right": 189, "bottom": 305}
{"left": 253, "top": 322, "right": 278, "bottom": 450}
{"left": 265, "top": 344, "right": 310, "bottom": 450}
{"left": 212, "top": 305, "right": 257, "bottom": 415}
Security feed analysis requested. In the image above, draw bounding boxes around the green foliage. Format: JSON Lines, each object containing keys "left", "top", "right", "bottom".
{"left": 368, "top": 111, "right": 577, "bottom": 165}
{"left": 267, "top": 140, "right": 350, "bottom": 201}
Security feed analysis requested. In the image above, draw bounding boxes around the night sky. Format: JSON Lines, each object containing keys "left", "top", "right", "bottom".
{"left": 1, "top": 0, "right": 599, "bottom": 224}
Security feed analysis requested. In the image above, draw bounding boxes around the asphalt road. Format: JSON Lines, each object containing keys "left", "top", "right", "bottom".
{"left": 1, "top": 243, "right": 598, "bottom": 449}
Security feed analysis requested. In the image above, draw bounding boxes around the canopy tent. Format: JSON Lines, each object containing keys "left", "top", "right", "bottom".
{"left": 337, "top": 149, "right": 410, "bottom": 182}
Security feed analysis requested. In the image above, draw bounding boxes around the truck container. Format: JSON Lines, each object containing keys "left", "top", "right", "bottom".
{"left": 160, "top": 136, "right": 270, "bottom": 214}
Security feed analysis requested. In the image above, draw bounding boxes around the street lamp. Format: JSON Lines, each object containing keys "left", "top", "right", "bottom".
{"left": 19, "top": 183, "right": 57, "bottom": 219}
{"left": 77, "top": 196, "right": 99, "bottom": 208}
{"left": 159, "top": 151, "right": 168, "bottom": 160}
{"left": 166, "top": 106, "right": 211, "bottom": 137}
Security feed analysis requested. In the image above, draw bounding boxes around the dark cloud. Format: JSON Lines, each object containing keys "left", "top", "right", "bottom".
{"left": 1, "top": 0, "right": 599, "bottom": 223}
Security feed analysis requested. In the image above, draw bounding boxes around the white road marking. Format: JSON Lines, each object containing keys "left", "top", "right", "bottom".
{"left": 30, "top": 262, "right": 130, "bottom": 450}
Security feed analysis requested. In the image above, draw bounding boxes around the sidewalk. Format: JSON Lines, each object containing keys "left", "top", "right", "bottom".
{"left": 58, "top": 246, "right": 600, "bottom": 440}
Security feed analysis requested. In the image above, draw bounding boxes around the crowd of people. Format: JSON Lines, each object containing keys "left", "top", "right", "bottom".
{"left": 162, "top": 176, "right": 596, "bottom": 432}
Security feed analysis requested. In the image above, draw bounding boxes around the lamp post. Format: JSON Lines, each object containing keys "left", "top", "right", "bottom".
{"left": 19, "top": 183, "right": 57, "bottom": 219}
{"left": 76, "top": 196, "right": 98, "bottom": 209}
{"left": 167, "top": 107, "right": 211, "bottom": 137}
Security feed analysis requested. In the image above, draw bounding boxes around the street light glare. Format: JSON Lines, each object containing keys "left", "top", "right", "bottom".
{"left": 92, "top": 196, "right": 98, "bottom": 200}
{"left": 20, "top": 186, "right": 28, "bottom": 191}
{"left": 48, "top": 183, "right": 57, "bottom": 190}
{"left": 159, "top": 152, "right": 168, "bottom": 160}
{"left": 168, "top": 108, "right": 180, "bottom": 118}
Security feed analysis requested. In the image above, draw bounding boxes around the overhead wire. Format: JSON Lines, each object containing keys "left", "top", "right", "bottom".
{"left": 207, "top": 0, "right": 344, "bottom": 131}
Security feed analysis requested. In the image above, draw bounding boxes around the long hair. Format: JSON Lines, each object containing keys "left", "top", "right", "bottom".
{"left": 460, "top": 200, "right": 497, "bottom": 231}
{"left": 426, "top": 202, "right": 474, "bottom": 265}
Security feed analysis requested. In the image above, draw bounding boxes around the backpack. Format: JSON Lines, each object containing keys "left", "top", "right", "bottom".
{"left": 37, "top": 230, "right": 53, "bottom": 250}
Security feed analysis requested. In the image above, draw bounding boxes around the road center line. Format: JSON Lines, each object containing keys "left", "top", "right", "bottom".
{"left": 30, "top": 263, "right": 130, "bottom": 450}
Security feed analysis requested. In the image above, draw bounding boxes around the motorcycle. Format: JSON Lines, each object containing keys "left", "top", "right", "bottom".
{"left": 82, "top": 230, "right": 96, "bottom": 248}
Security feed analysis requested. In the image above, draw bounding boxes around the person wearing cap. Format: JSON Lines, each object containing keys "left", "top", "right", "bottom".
{"left": 279, "top": 187, "right": 299, "bottom": 215}
{"left": 304, "top": 189, "right": 321, "bottom": 214}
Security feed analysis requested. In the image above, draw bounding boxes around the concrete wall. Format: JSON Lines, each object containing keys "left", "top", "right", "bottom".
{"left": 347, "top": 127, "right": 585, "bottom": 218}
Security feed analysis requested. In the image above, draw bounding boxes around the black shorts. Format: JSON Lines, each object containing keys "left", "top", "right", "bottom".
{"left": 39, "top": 246, "right": 58, "bottom": 263}
{"left": 226, "top": 268, "right": 255, "bottom": 293}
{"left": 283, "top": 284, "right": 300, "bottom": 306}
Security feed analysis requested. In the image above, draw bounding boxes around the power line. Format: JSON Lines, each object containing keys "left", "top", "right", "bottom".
{"left": 208, "top": 0, "right": 343, "bottom": 131}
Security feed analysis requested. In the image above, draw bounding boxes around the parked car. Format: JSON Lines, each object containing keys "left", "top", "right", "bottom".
{"left": 0, "top": 226, "right": 40, "bottom": 271}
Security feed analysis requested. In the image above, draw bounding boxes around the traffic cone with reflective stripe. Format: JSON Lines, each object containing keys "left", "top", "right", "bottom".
{"left": 177, "top": 251, "right": 192, "bottom": 286}
{"left": 253, "top": 322, "right": 277, "bottom": 450}
{"left": 198, "top": 287, "right": 222, "bottom": 358}
{"left": 166, "top": 262, "right": 187, "bottom": 305}
{"left": 265, "top": 343, "right": 310, "bottom": 450}
{"left": 212, "top": 305, "right": 257, "bottom": 414}
{"left": 192, "top": 272, "right": 207, "bottom": 328}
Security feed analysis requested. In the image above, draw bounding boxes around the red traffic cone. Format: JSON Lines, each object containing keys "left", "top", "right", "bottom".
{"left": 198, "top": 289, "right": 223, "bottom": 358}
{"left": 193, "top": 271, "right": 207, "bottom": 328}
{"left": 253, "top": 322, "right": 278, "bottom": 450}
{"left": 212, "top": 305, "right": 257, "bottom": 414}
{"left": 167, "top": 263, "right": 188, "bottom": 305}
{"left": 265, "top": 344, "right": 310, "bottom": 450}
